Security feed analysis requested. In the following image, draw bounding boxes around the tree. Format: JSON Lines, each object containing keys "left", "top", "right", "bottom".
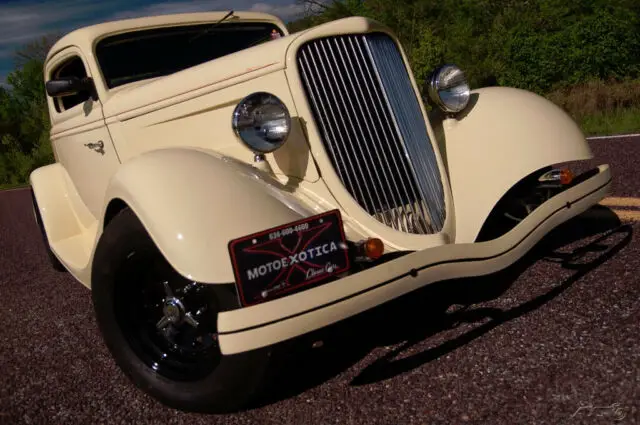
{"left": 0, "top": 34, "right": 59, "bottom": 186}
{"left": 13, "top": 33, "right": 63, "bottom": 68}
{"left": 289, "top": 0, "right": 640, "bottom": 93}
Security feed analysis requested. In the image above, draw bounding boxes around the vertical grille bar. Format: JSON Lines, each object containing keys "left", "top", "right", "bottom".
{"left": 336, "top": 37, "right": 417, "bottom": 233}
{"left": 363, "top": 34, "right": 446, "bottom": 230}
{"left": 298, "top": 49, "right": 370, "bottom": 212}
{"left": 316, "top": 40, "right": 392, "bottom": 227}
{"left": 347, "top": 36, "right": 430, "bottom": 233}
{"left": 297, "top": 33, "right": 446, "bottom": 234}
{"left": 323, "top": 38, "right": 407, "bottom": 230}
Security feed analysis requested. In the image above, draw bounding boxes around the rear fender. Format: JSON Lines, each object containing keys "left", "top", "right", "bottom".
{"left": 102, "top": 148, "right": 314, "bottom": 284}
{"left": 432, "top": 87, "right": 592, "bottom": 243}
{"left": 30, "top": 163, "right": 98, "bottom": 280}
{"left": 30, "top": 163, "right": 94, "bottom": 245}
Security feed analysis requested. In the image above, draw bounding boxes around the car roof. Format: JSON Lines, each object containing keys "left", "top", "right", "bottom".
{"left": 45, "top": 11, "right": 288, "bottom": 63}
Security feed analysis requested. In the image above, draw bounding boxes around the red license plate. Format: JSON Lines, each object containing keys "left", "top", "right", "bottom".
{"left": 228, "top": 210, "right": 351, "bottom": 306}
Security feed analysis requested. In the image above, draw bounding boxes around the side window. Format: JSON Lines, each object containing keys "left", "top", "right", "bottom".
{"left": 51, "top": 56, "right": 90, "bottom": 112}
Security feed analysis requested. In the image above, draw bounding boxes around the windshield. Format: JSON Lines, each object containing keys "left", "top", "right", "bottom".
{"left": 95, "top": 22, "right": 284, "bottom": 88}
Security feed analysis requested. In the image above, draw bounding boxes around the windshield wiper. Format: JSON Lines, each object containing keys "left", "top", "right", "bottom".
{"left": 188, "top": 10, "right": 235, "bottom": 43}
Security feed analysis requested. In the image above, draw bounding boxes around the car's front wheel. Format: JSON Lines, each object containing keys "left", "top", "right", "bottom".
{"left": 91, "top": 208, "right": 271, "bottom": 413}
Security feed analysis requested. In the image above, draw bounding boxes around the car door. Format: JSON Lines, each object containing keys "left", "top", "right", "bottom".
{"left": 45, "top": 47, "right": 120, "bottom": 218}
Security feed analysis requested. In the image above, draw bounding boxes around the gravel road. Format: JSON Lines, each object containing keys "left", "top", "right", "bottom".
{"left": 1, "top": 136, "right": 638, "bottom": 424}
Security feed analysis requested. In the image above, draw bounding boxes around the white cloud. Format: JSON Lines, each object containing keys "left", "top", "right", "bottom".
{"left": 0, "top": 5, "right": 57, "bottom": 48}
{"left": 0, "top": 0, "right": 305, "bottom": 54}
{"left": 107, "top": 1, "right": 225, "bottom": 21}
{"left": 0, "top": 0, "right": 309, "bottom": 80}
{"left": 107, "top": 0, "right": 305, "bottom": 23}
{"left": 0, "top": 0, "right": 117, "bottom": 51}
{"left": 0, "top": 0, "right": 307, "bottom": 52}
{"left": 249, "top": 2, "right": 305, "bottom": 20}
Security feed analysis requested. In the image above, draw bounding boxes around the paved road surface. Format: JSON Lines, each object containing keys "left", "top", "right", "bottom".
{"left": 1, "top": 137, "right": 639, "bottom": 424}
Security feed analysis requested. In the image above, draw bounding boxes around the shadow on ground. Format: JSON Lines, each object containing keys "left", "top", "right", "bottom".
{"left": 252, "top": 206, "right": 633, "bottom": 409}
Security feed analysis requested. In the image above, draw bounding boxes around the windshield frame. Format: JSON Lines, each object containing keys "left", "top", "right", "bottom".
{"left": 93, "top": 21, "right": 286, "bottom": 90}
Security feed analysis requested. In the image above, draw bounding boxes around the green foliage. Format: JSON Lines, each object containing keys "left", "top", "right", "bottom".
{"left": 546, "top": 79, "right": 640, "bottom": 135}
{"left": 579, "top": 107, "right": 640, "bottom": 136}
{"left": 1, "top": 134, "right": 35, "bottom": 184}
{"left": 494, "top": 0, "right": 640, "bottom": 92}
{"left": 408, "top": 27, "right": 446, "bottom": 86}
{"left": 0, "top": 36, "right": 57, "bottom": 187}
{"left": 290, "top": 0, "right": 640, "bottom": 93}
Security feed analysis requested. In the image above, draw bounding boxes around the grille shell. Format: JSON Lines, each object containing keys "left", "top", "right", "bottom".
{"left": 296, "top": 33, "right": 446, "bottom": 234}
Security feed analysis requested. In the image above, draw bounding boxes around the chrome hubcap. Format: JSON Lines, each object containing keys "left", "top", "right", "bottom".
{"left": 163, "top": 298, "right": 184, "bottom": 323}
{"left": 156, "top": 281, "right": 200, "bottom": 330}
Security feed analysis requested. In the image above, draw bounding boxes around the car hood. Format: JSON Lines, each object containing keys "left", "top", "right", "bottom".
{"left": 101, "top": 33, "right": 298, "bottom": 119}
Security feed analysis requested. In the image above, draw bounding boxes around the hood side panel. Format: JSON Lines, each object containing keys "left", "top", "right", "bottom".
{"left": 106, "top": 70, "right": 320, "bottom": 183}
{"left": 101, "top": 35, "right": 294, "bottom": 119}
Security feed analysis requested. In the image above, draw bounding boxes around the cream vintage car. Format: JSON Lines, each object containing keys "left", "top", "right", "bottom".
{"left": 30, "top": 10, "right": 611, "bottom": 412}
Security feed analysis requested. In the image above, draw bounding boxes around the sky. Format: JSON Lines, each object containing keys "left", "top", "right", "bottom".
{"left": 0, "top": 0, "right": 309, "bottom": 87}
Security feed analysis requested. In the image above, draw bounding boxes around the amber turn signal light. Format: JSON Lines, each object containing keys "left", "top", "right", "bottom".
{"left": 363, "top": 238, "right": 384, "bottom": 260}
{"left": 559, "top": 168, "right": 574, "bottom": 185}
{"left": 538, "top": 168, "right": 575, "bottom": 185}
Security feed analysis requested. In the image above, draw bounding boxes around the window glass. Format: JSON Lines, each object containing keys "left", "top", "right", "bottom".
{"left": 95, "top": 22, "right": 284, "bottom": 89}
{"left": 51, "top": 56, "right": 90, "bottom": 112}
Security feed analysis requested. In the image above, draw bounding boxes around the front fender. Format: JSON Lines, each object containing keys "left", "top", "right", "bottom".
{"left": 432, "top": 87, "right": 592, "bottom": 243}
{"left": 103, "top": 148, "right": 314, "bottom": 284}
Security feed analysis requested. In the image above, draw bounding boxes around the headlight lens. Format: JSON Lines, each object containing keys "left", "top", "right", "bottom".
{"left": 232, "top": 92, "right": 291, "bottom": 153}
{"left": 427, "top": 64, "right": 471, "bottom": 113}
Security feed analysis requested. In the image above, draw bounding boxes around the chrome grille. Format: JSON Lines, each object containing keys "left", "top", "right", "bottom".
{"left": 297, "top": 33, "right": 446, "bottom": 234}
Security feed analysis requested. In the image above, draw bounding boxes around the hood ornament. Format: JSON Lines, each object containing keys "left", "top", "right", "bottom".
{"left": 84, "top": 140, "right": 105, "bottom": 155}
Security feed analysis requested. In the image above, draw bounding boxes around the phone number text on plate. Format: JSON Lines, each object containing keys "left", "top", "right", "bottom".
{"left": 269, "top": 223, "right": 309, "bottom": 240}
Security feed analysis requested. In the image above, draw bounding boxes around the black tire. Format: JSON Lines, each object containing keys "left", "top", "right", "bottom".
{"left": 91, "top": 208, "right": 271, "bottom": 413}
{"left": 31, "top": 189, "right": 66, "bottom": 272}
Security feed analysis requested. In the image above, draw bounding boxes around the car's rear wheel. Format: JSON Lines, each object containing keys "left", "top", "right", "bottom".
{"left": 91, "top": 208, "right": 271, "bottom": 413}
{"left": 31, "top": 188, "right": 66, "bottom": 272}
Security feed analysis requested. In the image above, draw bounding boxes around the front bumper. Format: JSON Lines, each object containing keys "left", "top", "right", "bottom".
{"left": 217, "top": 165, "right": 612, "bottom": 355}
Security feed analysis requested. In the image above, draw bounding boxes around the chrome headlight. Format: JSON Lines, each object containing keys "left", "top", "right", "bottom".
{"left": 232, "top": 92, "right": 291, "bottom": 153}
{"left": 427, "top": 64, "right": 471, "bottom": 113}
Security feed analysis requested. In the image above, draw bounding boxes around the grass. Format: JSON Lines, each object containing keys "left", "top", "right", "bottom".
{"left": 578, "top": 107, "right": 640, "bottom": 137}
{"left": 547, "top": 79, "right": 640, "bottom": 136}
{"left": 0, "top": 183, "right": 29, "bottom": 191}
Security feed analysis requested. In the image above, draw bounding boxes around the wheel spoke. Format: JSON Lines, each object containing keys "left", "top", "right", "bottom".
{"left": 184, "top": 313, "right": 199, "bottom": 328}
{"left": 162, "top": 281, "right": 173, "bottom": 298}
{"left": 156, "top": 315, "right": 171, "bottom": 330}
